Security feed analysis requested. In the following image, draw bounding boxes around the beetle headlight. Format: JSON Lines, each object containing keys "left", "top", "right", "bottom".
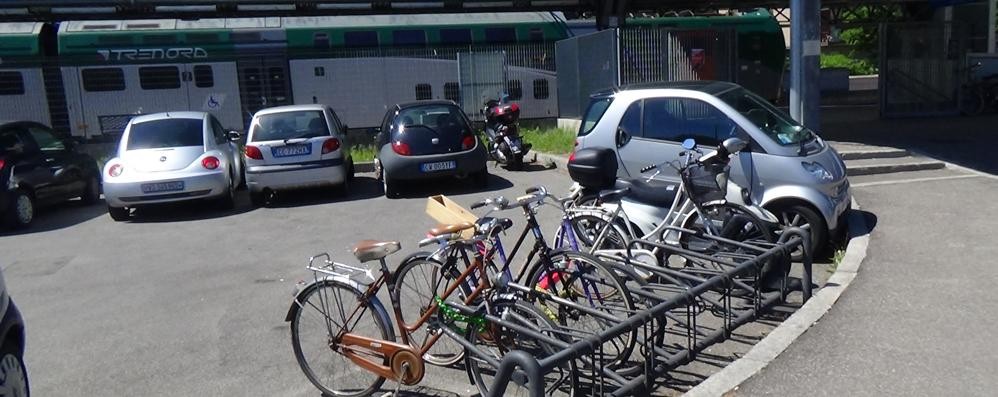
{"left": 802, "top": 161, "right": 834, "bottom": 182}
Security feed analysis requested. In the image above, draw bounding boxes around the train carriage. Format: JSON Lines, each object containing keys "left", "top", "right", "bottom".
{"left": 0, "top": 23, "right": 52, "bottom": 126}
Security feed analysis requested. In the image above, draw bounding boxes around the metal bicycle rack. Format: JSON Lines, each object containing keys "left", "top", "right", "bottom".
{"left": 460, "top": 227, "right": 813, "bottom": 397}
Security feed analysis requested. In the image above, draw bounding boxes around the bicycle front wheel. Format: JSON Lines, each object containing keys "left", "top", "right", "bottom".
{"left": 290, "top": 280, "right": 391, "bottom": 397}
{"left": 466, "top": 300, "right": 578, "bottom": 397}
{"left": 394, "top": 256, "right": 470, "bottom": 366}
{"left": 526, "top": 250, "right": 637, "bottom": 369}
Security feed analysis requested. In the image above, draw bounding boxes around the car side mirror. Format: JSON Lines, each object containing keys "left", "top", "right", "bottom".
{"left": 227, "top": 131, "right": 241, "bottom": 141}
{"left": 62, "top": 138, "right": 78, "bottom": 151}
{"left": 341, "top": 124, "right": 349, "bottom": 132}
{"left": 721, "top": 137, "right": 748, "bottom": 154}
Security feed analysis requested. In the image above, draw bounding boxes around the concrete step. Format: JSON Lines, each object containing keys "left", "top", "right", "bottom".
{"left": 847, "top": 167, "right": 973, "bottom": 186}
{"left": 837, "top": 147, "right": 910, "bottom": 160}
{"left": 845, "top": 156, "right": 947, "bottom": 176}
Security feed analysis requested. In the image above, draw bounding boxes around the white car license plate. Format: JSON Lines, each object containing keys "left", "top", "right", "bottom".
{"left": 272, "top": 144, "right": 312, "bottom": 158}
{"left": 141, "top": 181, "right": 185, "bottom": 193}
{"left": 420, "top": 161, "right": 457, "bottom": 172}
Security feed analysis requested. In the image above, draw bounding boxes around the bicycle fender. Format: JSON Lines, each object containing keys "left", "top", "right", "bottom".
{"left": 284, "top": 278, "right": 395, "bottom": 342}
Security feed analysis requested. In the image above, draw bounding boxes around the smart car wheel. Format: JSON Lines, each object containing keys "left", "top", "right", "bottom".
{"left": 774, "top": 204, "right": 827, "bottom": 261}
{"left": 5, "top": 190, "right": 34, "bottom": 229}
{"left": 0, "top": 343, "right": 29, "bottom": 397}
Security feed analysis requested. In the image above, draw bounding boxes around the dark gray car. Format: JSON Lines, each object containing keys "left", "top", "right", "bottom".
{"left": 374, "top": 101, "right": 488, "bottom": 197}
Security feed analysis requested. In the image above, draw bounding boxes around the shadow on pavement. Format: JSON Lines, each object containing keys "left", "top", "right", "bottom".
{"left": 127, "top": 194, "right": 256, "bottom": 223}
{"left": 821, "top": 106, "right": 998, "bottom": 175}
{"left": 387, "top": 172, "right": 515, "bottom": 199}
{"left": 0, "top": 199, "right": 107, "bottom": 236}
{"left": 265, "top": 176, "right": 385, "bottom": 208}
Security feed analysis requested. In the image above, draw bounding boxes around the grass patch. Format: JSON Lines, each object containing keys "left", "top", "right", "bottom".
{"left": 351, "top": 144, "right": 377, "bottom": 162}
{"left": 828, "top": 248, "right": 847, "bottom": 273}
{"left": 520, "top": 127, "right": 577, "bottom": 155}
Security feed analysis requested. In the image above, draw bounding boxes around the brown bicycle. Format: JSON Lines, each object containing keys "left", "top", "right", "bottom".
{"left": 285, "top": 232, "right": 576, "bottom": 396}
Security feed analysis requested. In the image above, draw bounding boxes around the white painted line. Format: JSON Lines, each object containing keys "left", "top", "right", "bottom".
{"left": 684, "top": 198, "right": 870, "bottom": 397}
{"left": 851, "top": 173, "right": 980, "bottom": 187}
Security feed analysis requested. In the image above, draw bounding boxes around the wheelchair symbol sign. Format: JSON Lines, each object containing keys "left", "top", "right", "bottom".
{"left": 203, "top": 93, "right": 226, "bottom": 110}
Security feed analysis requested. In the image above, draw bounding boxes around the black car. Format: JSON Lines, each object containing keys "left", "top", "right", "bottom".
{"left": 373, "top": 101, "right": 488, "bottom": 197}
{"left": 0, "top": 121, "right": 101, "bottom": 229}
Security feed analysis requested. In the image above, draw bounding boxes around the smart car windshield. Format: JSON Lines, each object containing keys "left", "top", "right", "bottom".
{"left": 717, "top": 88, "right": 814, "bottom": 146}
{"left": 127, "top": 118, "right": 204, "bottom": 150}
{"left": 251, "top": 111, "right": 330, "bottom": 142}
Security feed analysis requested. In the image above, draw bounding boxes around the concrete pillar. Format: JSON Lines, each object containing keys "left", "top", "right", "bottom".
{"left": 789, "top": 0, "right": 821, "bottom": 129}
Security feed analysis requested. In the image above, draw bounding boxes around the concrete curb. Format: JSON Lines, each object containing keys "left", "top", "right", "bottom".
{"left": 355, "top": 161, "right": 374, "bottom": 173}
{"left": 684, "top": 197, "right": 870, "bottom": 397}
{"left": 531, "top": 151, "right": 568, "bottom": 173}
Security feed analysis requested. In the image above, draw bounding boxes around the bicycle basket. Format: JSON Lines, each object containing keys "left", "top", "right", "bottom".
{"left": 685, "top": 162, "right": 729, "bottom": 204}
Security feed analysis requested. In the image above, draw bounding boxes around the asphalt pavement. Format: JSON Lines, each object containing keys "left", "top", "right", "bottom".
{"left": 737, "top": 173, "right": 998, "bottom": 396}
{"left": 0, "top": 163, "right": 570, "bottom": 396}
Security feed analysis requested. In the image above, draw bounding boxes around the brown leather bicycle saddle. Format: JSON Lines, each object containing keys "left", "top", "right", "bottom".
{"left": 428, "top": 222, "right": 475, "bottom": 237}
{"left": 352, "top": 240, "right": 401, "bottom": 262}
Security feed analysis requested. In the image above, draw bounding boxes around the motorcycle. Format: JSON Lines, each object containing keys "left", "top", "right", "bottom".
{"left": 481, "top": 95, "right": 530, "bottom": 170}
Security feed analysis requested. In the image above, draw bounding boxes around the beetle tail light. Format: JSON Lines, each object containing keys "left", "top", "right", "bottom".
{"left": 461, "top": 135, "right": 475, "bottom": 150}
{"left": 108, "top": 163, "right": 123, "bottom": 177}
{"left": 202, "top": 156, "right": 220, "bottom": 170}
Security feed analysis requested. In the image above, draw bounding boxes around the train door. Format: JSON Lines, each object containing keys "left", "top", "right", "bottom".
{"left": 236, "top": 58, "right": 291, "bottom": 129}
{"left": 184, "top": 62, "right": 243, "bottom": 132}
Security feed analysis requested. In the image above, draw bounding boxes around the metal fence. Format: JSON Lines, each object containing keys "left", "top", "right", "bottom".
{"left": 879, "top": 22, "right": 969, "bottom": 118}
{"left": 555, "top": 29, "right": 619, "bottom": 119}
{"left": 555, "top": 25, "right": 738, "bottom": 120}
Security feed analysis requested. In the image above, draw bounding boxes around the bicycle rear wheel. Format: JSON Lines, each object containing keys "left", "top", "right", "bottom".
{"left": 394, "top": 255, "right": 470, "bottom": 366}
{"left": 526, "top": 250, "right": 637, "bottom": 370}
{"left": 290, "top": 280, "right": 391, "bottom": 397}
{"left": 466, "top": 300, "right": 578, "bottom": 396}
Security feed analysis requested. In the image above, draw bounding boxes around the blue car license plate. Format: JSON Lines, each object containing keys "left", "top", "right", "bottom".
{"left": 141, "top": 181, "right": 185, "bottom": 194}
{"left": 420, "top": 161, "right": 457, "bottom": 173}
{"left": 272, "top": 144, "right": 312, "bottom": 158}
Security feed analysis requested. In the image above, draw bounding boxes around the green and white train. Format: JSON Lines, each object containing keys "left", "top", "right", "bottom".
{"left": 0, "top": 10, "right": 785, "bottom": 140}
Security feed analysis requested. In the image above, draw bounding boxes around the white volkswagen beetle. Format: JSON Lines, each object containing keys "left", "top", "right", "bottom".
{"left": 102, "top": 111, "right": 243, "bottom": 221}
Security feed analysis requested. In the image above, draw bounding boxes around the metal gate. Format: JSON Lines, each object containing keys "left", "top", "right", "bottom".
{"left": 618, "top": 27, "right": 737, "bottom": 86}
{"left": 458, "top": 51, "right": 507, "bottom": 121}
{"left": 555, "top": 29, "right": 619, "bottom": 119}
{"left": 879, "top": 22, "right": 968, "bottom": 117}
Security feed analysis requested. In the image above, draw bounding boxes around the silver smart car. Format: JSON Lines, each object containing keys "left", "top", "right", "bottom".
{"left": 575, "top": 81, "right": 851, "bottom": 256}
{"left": 103, "top": 111, "right": 243, "bottom": 221}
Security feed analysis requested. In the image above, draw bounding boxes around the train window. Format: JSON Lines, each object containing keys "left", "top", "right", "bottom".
{"left": 440, "top": 28, "right": 472, "bottom": 45}
{"left": 82, "top": 68, "right": 125, "bottom": 92}
{"left": 268, "top": 67, "right": 287, "bottom": 99}
{"left": 415, "top": 84, "right": 432, "bottom": 100}
{"left": 193, "top": 65, "right": 214, "bottom": 88}
{"left": 314, "top": 67, "right": 325, "bottom": 77}
{"left": 231, "top": 32, "right": 262, "bottom": 43}
{"left": 187, "top": 33, "right": 219, "bottom": 44}
{"left": 393, "top": 30, "right": 426, "bottom": 46}
{"left": 345, "top": 31, "right": 378, "bottom": 47}
{"left": 313, "top": 33, "right": 330, "bottom": 49}
{"left": 506, "top": 80, "right": 522, "bottom": 100}
{"left": 533, "top": 79, "right": 549, "bottom": 100}
{"left": 82, "top": 24, "right": 117, "bottom": 30}
{"left": 143, "top": 34, "right": 175, "bottom": 45}
{"left": 485, "top": 27, "right": 516, "bottom": 43}
{"left": 444, "top": 82, "right": 460, "bottom": 102}
{"left": 0, "top": 72, "right": 25, "bottom": 96}
{"left": 139, "top": 66, "right": 181, "bottom": 90}
{"left": 529, "top": 28, "right": 545, "bottom": 42}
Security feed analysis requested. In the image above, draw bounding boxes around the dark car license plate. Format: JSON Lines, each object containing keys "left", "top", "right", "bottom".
{"left": 420, "top": 161, "right": 457, "bottom": 172}
{"left": 141, "top": 181, "right": 185, "bottom": 193}
{"left": 272, "top": 144, "right": 312, "bottom": 158}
